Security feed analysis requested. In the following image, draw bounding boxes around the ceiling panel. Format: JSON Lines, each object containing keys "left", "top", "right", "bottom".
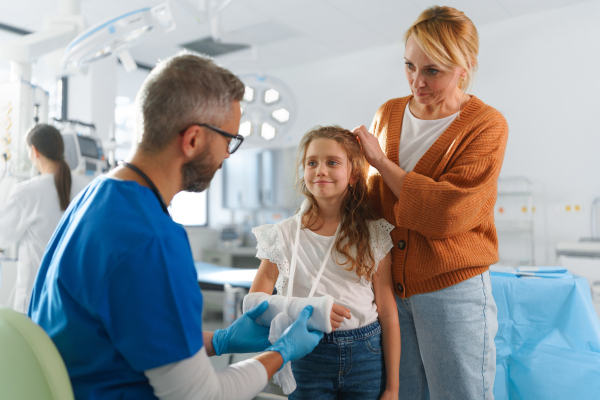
{"left": 404, "top": 0, "right": 512, "bottom": 24}
{"left": 274, "top": 2, "right": 384, "bottom": 48}
{"left": 496, "top": 0, "right": 590, "bottom": 15}
{"left": 0, "top": 0, "right": 596, "bottom": 76}
{"left": 219, "top": 2, "right": 270, "bottom": 33}
{"left": 224, "top": 21, "right": 298, "bottom": 46}
{"left": 217, "top": 45, "right": 296, "bottom": 73}
{"left": 241, "top": 0, "right": 323, "bottom": 18}
{"left": 0, "top": 0, "right": 58, "bottom": 32}
{"left": 255, "top": 36, "right": 333, "bottom": 64}
{"left": 324, "top": 0, "right": 421, "bottom": 42}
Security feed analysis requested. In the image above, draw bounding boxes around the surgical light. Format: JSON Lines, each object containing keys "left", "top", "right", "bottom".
{"left": 261, "top": 123, "right": 276, "bottom": 140}
{"left": 62, "top": 3, "right": 175, "bottom": 72}
{"left": 244, "top": 86, "right": 254, "bottom": 102}
{"left": 271, "top": 108, "right": 290, "bottom": 123}
{"left": 264, "top": 89, "right": 280, "bottom": 104}
{"left": 237, "top": 73, "right": 296, "bottom": 147}
{"left": 239, "top": 121, "right": 252, "bottom": 137}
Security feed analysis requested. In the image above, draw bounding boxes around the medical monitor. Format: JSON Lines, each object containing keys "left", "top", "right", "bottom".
{"left": 61, "top": 131, "right": 107, "bottom": 176}
{"left": 77, "top": 136, "right": 100, "bottom": 159}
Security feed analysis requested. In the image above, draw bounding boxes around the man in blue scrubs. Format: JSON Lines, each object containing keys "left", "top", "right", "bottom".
{"left": 28, "top": 53, "right": 322, "bottom": 400}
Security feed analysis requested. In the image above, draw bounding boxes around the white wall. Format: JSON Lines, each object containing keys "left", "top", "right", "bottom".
{"left": 45, "top": 1, "right": 600, "bottom": 264}
{"left": 478, "top": 1, "right": 600, "bottom": 263}
{"left": 264, "top": 0, "right": 600, "bottom": 265}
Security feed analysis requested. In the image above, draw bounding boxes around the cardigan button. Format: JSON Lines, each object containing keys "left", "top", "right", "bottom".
{"left": 398, "top": 240, "right": 406, "bottom": 250}
{"left": 397, "top": 283, "right": 404, "bottom": 293}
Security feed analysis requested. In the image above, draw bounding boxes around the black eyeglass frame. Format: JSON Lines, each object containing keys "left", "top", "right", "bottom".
{"left": 179, "top": 123, "right": 244, "bottom": 154}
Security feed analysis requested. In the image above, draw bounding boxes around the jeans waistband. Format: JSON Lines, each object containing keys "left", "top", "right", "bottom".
{"left": 321, "top": 320, "right": 381, "bottom": 342}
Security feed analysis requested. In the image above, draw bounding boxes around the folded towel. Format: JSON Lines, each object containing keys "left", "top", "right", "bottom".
{"left": 516, "top": 266, "right": 570, "bottom": 278}
{"left": 490, "top": 266, "right": 570, "bottom": 278}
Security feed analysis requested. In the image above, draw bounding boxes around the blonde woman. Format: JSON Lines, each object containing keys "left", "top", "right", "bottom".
{"left": 354, "top": 6, "right": 508, "bottom": 400}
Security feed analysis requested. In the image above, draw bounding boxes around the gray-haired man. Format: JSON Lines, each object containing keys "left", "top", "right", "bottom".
{"left": 29, "top": 52, "right": 322, "bottom": 400}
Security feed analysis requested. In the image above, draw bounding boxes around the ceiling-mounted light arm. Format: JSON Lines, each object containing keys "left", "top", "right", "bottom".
{"left": 209, "top": 11, "right": 222, "bottom": 42}
{"left": 61, "top": 3, "right": 175, "bottom": 71}
{"left": 216, "top": 0, "right": 236, "bottom": 13}
{"left": 168, "top": 0, "right": 239, "bottom": 43}
{"left": 208, "top": 0, "right": 238, "bottom": 42}
{"left": 58, "top": 0, "right": 80, "bottom": 16}
{"left": 116, "top": 49, "right": 137, "bottom": 73}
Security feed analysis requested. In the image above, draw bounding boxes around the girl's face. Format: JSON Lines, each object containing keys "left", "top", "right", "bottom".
{"left": 404, "top": 35, "right": 464, "bottom": 106}
{"left": 304, "top": 138, "right": 353, "bottom": 204}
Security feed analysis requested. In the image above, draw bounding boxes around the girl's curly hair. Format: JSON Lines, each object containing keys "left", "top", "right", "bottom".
{"left": 295, "top": 126, "right": 378, "bottom": 280}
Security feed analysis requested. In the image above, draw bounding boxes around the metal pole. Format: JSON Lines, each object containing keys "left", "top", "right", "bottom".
{"left": 592, "top": 197, "right": 600, "bottom": 240}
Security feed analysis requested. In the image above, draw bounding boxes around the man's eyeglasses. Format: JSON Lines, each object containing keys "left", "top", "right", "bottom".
{"left": 179, "top": 123, "right": 244, "bottom": 154}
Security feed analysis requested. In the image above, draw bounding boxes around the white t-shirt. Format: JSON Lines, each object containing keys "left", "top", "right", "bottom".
{"left": 0, "top": 173, "right": 88, "bottom": 312}
{"left": 254, "top": 216, "right": 394, "bottom": 331}
{"left": 399, "top": 102, "right": 459, "bottom": 172}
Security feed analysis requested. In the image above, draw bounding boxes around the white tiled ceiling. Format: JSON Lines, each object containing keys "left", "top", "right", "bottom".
{"left": 408, "top": 0, "right": 511, "bottom": 23}
{"left": 0, "top": 0, "right": 596, "bottom": 72}
{"left": 496, "top": 0, "right": 588, "bottom": 15}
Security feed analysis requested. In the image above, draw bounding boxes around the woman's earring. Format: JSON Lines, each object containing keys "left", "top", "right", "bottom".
{"left": 349, "top": 184, "right": 353, "bottom": 188}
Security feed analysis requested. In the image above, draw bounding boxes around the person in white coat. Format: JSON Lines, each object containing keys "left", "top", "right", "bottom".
{"left": 0, "top": 124, "right": 80, "bottom": 313}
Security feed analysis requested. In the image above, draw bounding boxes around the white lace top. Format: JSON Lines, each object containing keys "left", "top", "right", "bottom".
{"left": 253, "top": 217, "right": 394, "bottom": 330}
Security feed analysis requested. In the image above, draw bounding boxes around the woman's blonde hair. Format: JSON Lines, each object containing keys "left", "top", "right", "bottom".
{"left": 295, "top": 126, "right": 377, "bottom": 281}
{"left": 403, "top": 6, "right": 479, "bottom": 92}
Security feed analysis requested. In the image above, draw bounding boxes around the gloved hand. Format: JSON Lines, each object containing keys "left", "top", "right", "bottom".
{"left": 266, "top": 305, "right": 324, "bottom": 366}
{"left": 212, "top": 300, "right": 271, "bottom": 356}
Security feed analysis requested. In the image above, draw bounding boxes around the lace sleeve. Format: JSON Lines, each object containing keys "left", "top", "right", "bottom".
{"left": 368, "top": 219, "right": 395, "bottom": 275}
{"left": 252, "top": 224, "right": 290, "bottom": 295}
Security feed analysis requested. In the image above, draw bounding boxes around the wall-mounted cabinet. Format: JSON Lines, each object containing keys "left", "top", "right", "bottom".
{"left": 495, "top": 177, "right": 535, "bottom": 266}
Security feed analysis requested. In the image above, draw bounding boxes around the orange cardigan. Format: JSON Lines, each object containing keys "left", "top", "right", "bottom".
{"left": 366, "top": 95, "right": 509, "bottom": 298}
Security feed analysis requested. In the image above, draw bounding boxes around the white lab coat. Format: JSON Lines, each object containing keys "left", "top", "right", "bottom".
{"left": 0, "top": 173, "right": 88, "bottom": 313}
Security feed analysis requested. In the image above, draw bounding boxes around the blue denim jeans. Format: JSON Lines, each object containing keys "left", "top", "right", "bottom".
{"left": 397, "top": 271, "right": 498, "bottom": 400}
{"left": 289, "top": 320, "right": 386, "bottom": 400}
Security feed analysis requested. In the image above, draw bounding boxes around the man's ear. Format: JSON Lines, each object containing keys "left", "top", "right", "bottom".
{"left": 180, "top": 125, "right": 208, "bottom": 158}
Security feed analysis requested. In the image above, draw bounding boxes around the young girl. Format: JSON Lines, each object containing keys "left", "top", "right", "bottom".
{"left": 249, "top": 126, "right": 400, "bottom": 400}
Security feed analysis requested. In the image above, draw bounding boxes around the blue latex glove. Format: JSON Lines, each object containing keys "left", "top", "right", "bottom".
{"left": 212, "top": 300, "right": 271, "bottom": 356}
{"left": 266, "top": 305, "right": 324, "bottom": 366}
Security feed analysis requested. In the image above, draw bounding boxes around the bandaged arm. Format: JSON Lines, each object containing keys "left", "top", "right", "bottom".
{"left": 243, "top": 292, "right": 334, "bottom": 333}
{"left": 145, "top": 346, "right": 267, "bottom": 400}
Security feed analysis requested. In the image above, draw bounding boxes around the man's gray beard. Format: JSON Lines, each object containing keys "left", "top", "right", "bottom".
{"left": 181, "top": 148, "right": 219, "bottom": 193}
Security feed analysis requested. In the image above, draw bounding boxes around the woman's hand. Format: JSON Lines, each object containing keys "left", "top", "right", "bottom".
{"left": 330, "top": 303, "right": 351, "bottom": 331}
{"left": 353, "top": 125, "right": 407, "bottom": 199}
{"left": 352, "top": 125, "right": 386, "bottom": 170}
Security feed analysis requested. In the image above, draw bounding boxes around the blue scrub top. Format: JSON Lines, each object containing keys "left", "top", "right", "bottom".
{"left": 29, "top": 175, "right": 204, "bottom": 400}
